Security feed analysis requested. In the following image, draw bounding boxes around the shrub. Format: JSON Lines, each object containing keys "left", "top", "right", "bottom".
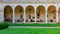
{"left": 0, "top": 23, "right": 9, "bottom": 30}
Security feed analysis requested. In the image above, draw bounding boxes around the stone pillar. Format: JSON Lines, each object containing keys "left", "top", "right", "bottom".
{"left": 45, "top": 9, "right": 48, "bottom": 23}
{"left": 56, "top": 9, "right": 58, "bottom": 22}
{"left": 24, "top": 8, "right": 26, "bottom": 23}
{"left": 13, "top": 7, "right": 15, "bottom": 23}
{"left": 35, "top": 8, "right": 36, "bottom": 23}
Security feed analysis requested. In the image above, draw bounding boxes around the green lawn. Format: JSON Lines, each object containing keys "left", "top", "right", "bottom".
{"left": 0, "top": 28, "right": 60, "bottom": 34}
{"left": 9, "top": 23, "right": 60, "bottom": 26}
{"left": 1, "top": 22, "right": 60, "bottom": 26}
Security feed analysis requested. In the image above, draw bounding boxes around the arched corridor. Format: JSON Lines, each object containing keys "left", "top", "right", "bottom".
{"left": 47, "top": 5, "right": 56, "bottom": 22}
{"left": 58, "top": 7, "right": 60, "bottom": 22}
{"left": 4, "top": 6, "right": 13, "bottom": 22}
{"left": 25, "top": 5, "right": 35, "bottom": 23}
{"left": 3, "top": 4, "right": 60, "bottom": 23}
{"left": 36, "top": 6, "right": 45, "bottom": 23}
{"left": 14, "top": 6, "right": 24, "bottom": 22}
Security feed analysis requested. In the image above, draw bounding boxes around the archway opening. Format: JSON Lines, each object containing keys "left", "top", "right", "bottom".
{"left": 25, "top": 5, "right": 35, "bottom": 23}
{"left": 36, "top": 6, "right": 45, "bottom": 23}
{"left": 4, "top": 6, "right": 13, "bottom": 22}
{"left": 47, "top": 6, "right": 56, "bottom": 22}
{"left": 14, "top": 6, "right": 24, "bottom": 22}
{"left": 58, "top": 7, "right": 60, "bottom": 22}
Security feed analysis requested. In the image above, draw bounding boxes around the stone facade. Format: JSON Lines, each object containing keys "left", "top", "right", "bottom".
{"left": 0, "top": 0, "right": 60, "bottom": 23}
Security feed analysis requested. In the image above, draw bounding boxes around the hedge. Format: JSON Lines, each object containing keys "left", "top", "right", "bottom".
{"left": 0, "top": 23, "right": 9, "bottom": 29}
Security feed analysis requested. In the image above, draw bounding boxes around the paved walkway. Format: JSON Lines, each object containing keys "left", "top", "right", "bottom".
{"left": 9, "top": 26, "right": 60, "bottom": 28}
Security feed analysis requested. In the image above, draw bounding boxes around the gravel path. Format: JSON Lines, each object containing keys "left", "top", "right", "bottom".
{"left": 9, "top": 26, "right": 60, "bottom": 28}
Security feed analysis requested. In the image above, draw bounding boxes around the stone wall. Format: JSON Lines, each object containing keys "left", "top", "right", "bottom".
{"left": 1, "top": 0, "right": 60, "bottom": 4}
{"left": 0, "top": 4, "right": 4, "bottom": 22}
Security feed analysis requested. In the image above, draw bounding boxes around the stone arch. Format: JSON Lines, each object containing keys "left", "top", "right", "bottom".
{"left": 58, "top": 7, "right": 60, "bottom": 22}
{"left": 36, "top": 5, "right": 45, "bottom": 22}
{"left": 47, "top": 5, "right": 56, "bottom": 22}
{"left": 4, "top": 5, "right": 13, "bottom": 22}
{"left": 14, "top": 5, "right": 24, "bottom": 22}
{"left": 25, "top": 5, "right": 35, "bottom": 23}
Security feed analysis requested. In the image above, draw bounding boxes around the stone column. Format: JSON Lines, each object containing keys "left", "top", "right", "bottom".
{"left": 24, "top": 8, "right": 26, "bottom": 23}
{"left": 13, "top": 6, "right": 15, "bottom": 23}
{"left": 45, "top": 9, "right": 48, "bottom": 23}
{"left": 56, "top": 9, "right": 58, "bottom": 22}
{"left": 35, "top": 7, "right": 36, "bottom": 23}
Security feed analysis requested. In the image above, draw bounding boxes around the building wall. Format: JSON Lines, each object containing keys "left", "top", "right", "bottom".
{"left": 0, "top": 4, "right": 4, "bottom": 22}
{"left": 0, "top": 4, "right": 60, "bottom": 23}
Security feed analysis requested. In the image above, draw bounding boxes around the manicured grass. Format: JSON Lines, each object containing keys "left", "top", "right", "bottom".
{"left": 1, "top": 22, "right": 60, "bottom": 26}
{"left": 9, "top": 23, "right": 60, "bottom": 26}
{"left": 0, "top": 28, "right": 60, "bottom": 34}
